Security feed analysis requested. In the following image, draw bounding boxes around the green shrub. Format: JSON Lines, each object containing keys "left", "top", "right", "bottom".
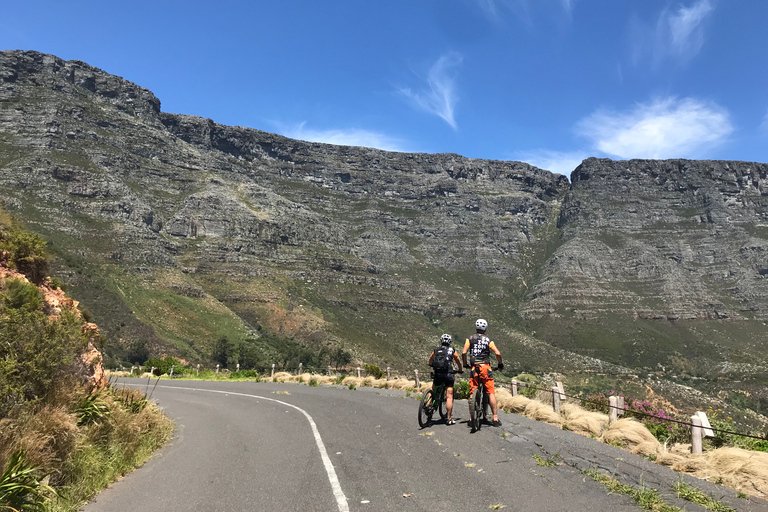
{"left": 73, "top": 391, "right": 110, "bottom": 426}
{"left": 0, "top": 308, "right": 86, "bottom": 417}
{"left": 48, "top": 277, "right": 67, "bottom": 291}
{"left": 0, "top": 450, "right": 52, "bottom": 512}
{"left": 348, "top": 383, "right": 356, "bottom": 390}
{"left": 309, "top": 378, "right": 319, "bottom": 387}
{"left": 363, "top": 364, "right": 384, "bottom": 380}
{"left": 0, "top": 225, "right": 49, "bottom": 284}
{"left": 334, "top": 375, "right": 345, "bottom": 385}
{"left": 143, "top": 357, "right": 181, "bottom": 376}
{"left": 454, "top": 379, "right": 470, "bottom": 400}
{"left": 1, "top": 278, "right": 44, "bottom": 312}
{"left": 229, "top": 370, "right": 261, "bottom": 380}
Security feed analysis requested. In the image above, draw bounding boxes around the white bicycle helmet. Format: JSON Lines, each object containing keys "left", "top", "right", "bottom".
{"left": 475, "top": 318, "right": 488, "bottom": 331}
{"left": 440, "top": 333, "right": 452, "bottom": 345}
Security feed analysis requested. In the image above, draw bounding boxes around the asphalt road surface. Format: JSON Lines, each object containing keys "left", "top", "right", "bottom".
{"left": 83, "top": 379, "right": 766, "bottom": 512}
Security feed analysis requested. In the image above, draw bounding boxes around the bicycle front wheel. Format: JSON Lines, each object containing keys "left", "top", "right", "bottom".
{"left": 470, "top": 389, "right": 482, "bottom": 431}
{"left": 418, "top": 389, "right": 434, "bottom": 428}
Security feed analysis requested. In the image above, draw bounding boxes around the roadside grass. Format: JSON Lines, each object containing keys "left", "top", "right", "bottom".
{"left": 583, "top": 469, "right": 682, "bottom": 512}
{"left": 673, "top": 480, "right": 735, "bottom": 512}
{"left": 0, "top": 386, "right": 172, "bottom": 512}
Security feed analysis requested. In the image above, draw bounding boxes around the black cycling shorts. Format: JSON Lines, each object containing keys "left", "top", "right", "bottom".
{"left": 433, "top": 372, "right": 456, "bottom": 388}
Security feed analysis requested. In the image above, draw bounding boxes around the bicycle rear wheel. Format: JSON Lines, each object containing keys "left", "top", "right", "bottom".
{"left": 470, "top": 389, "right": 482, "bottom": 431}
{"left": 438, "top": 389, "right": 447, "bottom": 419}
{"left": 418, "top": 389, "right": 434, "bottom": 428}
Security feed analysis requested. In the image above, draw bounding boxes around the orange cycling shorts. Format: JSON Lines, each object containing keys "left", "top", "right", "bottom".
{"left": 469, "top": 363, "right": 495, "bottom": 395}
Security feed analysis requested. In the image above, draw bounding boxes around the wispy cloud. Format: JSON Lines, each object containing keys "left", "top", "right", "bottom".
{"left": 761, "top": 110, "right": 768, "bottom": 133}
{"left": 398, "top": 52, "right": 463, "bottom": 130}
{"left": 577, "top": 97, "right": 732, "bottom": 159}
{"left": 473, "top": 0, "right": 500, "bottom": 21}
{"left": 280, "top": 122, "right": 406, "bottom": 152}
{"left": 470, "top": 0, "right": 573, "bottom": 23}
{"left": 517, "top": 150, "right": 588, "bottom": 176}
{"left": 631, "top": 0, "right": 714, "bottom": 66}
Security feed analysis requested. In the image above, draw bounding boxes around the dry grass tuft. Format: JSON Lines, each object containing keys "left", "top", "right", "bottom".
{"left": 524, "top": 400, "right": 561, "bottom": 425}
{"left": 498, "top": 394, "right": 532, "bottom": 414}
{"left": 0, "top": 405, "right": 79, "bottom": 471}
{"left": 385, "top": 378, "right": 417, "bottom": 391}
{"left": 272, "top": 371, "right": 293, "bottom": 382}
{"left": 560, "top": 402, "right": 608, "bottom": 437}
{"left": 341, "top": 376, "right": 363, "bottom": 387}
{"left": 600, "top": 418, "right": 661, "bottom": 455}
{"left": 105, "top": 370, "right": 131, "bottom": 377}
{"left": 663, "top": 447, "right": 768, "bottom": 497}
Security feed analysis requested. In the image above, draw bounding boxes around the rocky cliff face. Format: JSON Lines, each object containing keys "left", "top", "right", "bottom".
{"left": 525, "top": 157, "right": 768, "bottom": 321}
{"left": 1, "top": 51, "right": 766, "bottom": 400}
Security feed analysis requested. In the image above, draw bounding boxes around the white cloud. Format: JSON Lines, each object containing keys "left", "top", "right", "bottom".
{"left": 577, "top": 97, "right": 733, "bottom": 159}
{"left": 281, "top": 122, "right": 406, "bottom": 152}
{"left": 667, "top": 0, "right": 714, "bottom": 58}
{"left": 517, "top": 150, "right": 588, "bottom": 176}
{"left": 631, "top": 0, "right": 714, "bottom": 66}
{"left": 398, "top": 52, "right": 462, "bottom": 130}
{"left": 761, "top": 110, "right": 768, "bottom": 132}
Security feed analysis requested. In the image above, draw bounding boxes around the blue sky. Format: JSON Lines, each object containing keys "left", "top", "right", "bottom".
{"left": 3, "top": 1, "right": 767, "bottom": 176}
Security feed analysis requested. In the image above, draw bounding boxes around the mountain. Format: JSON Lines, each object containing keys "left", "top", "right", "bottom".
{"left": 1, "top": 50, "right": 766, "bottom": 416}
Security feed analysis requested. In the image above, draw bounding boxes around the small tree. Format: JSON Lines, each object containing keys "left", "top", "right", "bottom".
{"left": 126, "top": 339, "right": 149, "bottom": 365}
{"left": 211, "top": 337, "right": 236, "bottom": 368}
{"left": 332, "top": 347, "right": 351, "bottom": 370}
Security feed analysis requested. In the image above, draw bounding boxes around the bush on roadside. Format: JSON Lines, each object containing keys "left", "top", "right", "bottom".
{"left": 363, "top": 364, "right": 384, "bottom": 380}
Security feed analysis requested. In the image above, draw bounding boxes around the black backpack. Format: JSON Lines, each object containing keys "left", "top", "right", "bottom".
{"left": 432, "top": 346, "right": 451, "bottom": 372}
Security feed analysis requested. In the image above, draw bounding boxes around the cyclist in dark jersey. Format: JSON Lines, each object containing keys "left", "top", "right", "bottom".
{"left": 428, "top": 334, "right": 463, "bottom": 425}
{"left": 462, "top": 318, "right": 504, "bottom": 427}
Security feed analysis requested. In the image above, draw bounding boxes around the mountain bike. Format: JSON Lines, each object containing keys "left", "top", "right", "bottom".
{"left": 469, "top": 366, "right": 494, "bottom": 432}
{"left": 418, "top": 373, "right": 448, "bottom": 428}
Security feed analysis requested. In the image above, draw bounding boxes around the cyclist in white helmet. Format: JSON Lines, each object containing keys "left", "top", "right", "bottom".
{"left": 428, "top": 333, "right": 463, "bottom": 425}
{"left": 462, "top": 318, "right": 504, "bottom": 428}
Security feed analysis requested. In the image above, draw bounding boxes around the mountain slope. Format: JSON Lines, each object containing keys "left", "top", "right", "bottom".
{"left": 1, "top": 50, "right": 766, "bottom": 416}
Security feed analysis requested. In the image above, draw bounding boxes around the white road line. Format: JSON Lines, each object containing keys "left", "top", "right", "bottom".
{"left": 130, "top": 384, "right": 350, "bottom": 512}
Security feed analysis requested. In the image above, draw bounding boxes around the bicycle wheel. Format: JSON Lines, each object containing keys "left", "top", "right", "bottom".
{"left": 418, "top": 389, "right": 434, "bottom": 428}
{"left": 470, "top": 389, "right": 482, "bottom": 431}
{"left": 438, "top": 389, "right": 447, "bottom": 419}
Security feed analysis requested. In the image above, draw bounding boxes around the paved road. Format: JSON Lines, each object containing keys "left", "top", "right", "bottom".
{"left": 83, "top": 380, "right": 765, "bottom": 512}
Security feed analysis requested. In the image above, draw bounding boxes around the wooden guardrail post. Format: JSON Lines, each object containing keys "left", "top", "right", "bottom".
{"left": 150, "top": 366, "right": 156, "bottom": 376}
{"left": 169, "top": 365, "right": 175, "bottom": 377}
{"left": 609, "top": 396, "right": 619, "bottom": 423}
{"left": 196, "top": 363, "right": 200, "bottom": 376}
{"left": 510, "top": 379, "right": 518, "bottom": 396}
{"left": 386, "top": 367, "right": 391, "bottom": 381}
{"left": 215, "top": 364, "right": 220, "bottom": 375}
{"left": 556, "top": 381, "right": 566, "bottom": 401}
{"left": 271, "top": 364, "right": 275, "bottom": 378}
{"left": 236, "top": 363, "right": 240, "bottom": 372}
{"left": 327, "top": 365, "right": 332, "bottom": 376}
{"left": 691, "top": 415, "right": 703, "bottom": 454}
{"left": 414, "top": 369, "right": 420, "bottom": 388}
{"left": 552, "top": 386, "right": 561, "bottom": 413}
{"left": 356, "top": 367, "right": 361, "bottom": 378}
{"left": 298, "top": 362, "right": 303, "bottom": 375}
